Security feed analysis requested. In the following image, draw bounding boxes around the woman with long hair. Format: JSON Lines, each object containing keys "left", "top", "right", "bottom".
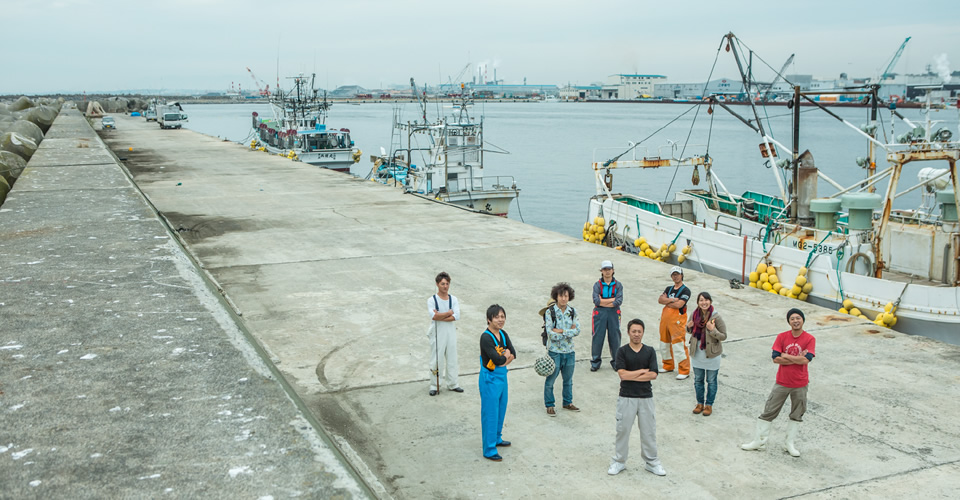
{"left": 686, "top": 292, "right": 727, "bottom": 416}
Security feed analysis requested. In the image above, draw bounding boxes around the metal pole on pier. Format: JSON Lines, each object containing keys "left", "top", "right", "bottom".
{"left": 791, "top": 86, "right": 801, "bottom": 221}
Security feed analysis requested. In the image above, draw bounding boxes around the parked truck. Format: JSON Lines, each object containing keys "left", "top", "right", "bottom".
{"left": 157, "top": 103, "right": 188, "bottom": 129}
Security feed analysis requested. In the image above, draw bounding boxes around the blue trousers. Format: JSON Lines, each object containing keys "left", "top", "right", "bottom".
{"left": 544, "top": 351, "right": 575, "bottom": 407}
{"left": 591, "top": 307, "right": 621, "bottom": 369}
{"left": 479, "top": 365, "right": 508, "bottom": 458}
{"left": 693, "top": 368, "right": 719, "bottom": 405}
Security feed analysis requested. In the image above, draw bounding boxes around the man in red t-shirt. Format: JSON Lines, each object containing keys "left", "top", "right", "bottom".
{"left": 741, "top": 308, "right": 815, "bottom": 458}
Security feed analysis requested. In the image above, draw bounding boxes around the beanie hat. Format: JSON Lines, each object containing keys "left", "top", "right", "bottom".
{"left": 786, "top": 308, "right": 805, "bottom": 322}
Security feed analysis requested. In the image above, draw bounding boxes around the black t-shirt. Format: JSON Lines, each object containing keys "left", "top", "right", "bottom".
{"left": 615, "top": 343, "right": 659, "bottom": 398}
{"left": 663, "top": 284, "right": 692, "bottom": 315}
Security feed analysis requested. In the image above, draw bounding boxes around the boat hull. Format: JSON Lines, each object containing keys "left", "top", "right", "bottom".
{"left": 262, "top": 143, "right": 355, "bottom": 173}
{"left": 587, "top": 196, "right": 960, "bottom": 345}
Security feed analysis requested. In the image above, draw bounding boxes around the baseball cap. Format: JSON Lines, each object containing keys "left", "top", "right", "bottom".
{"left": 600, "top": 260, "right": 614, "bottom": 270}
{"left": 670, "top": 266, "right": 683, "bottom": 275}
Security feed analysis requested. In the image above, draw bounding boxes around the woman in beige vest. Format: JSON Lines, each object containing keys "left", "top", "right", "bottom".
{"left": 686, "top": 292, "right": 727, "bottom": 416}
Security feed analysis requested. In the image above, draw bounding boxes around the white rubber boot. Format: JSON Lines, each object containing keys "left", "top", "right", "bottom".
{"left": 741, "top": 419, "right": 771, "bottom": 451}
{"left": 785, "top": 420, "right": 801, "bottom": 457}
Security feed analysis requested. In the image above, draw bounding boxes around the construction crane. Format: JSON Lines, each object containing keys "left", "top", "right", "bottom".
{"left": 448, "top": 63, "right": 471, "bottom": 86}
{"left": 879, "top": 37, "right": 911, "bottom": 80}
{"left": 245, "top": 66, "right": 271, "bottom": 97}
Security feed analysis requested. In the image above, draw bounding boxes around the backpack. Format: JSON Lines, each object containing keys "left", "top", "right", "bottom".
{"left": 541, "top": 305, "right": 575, "bottom": 346}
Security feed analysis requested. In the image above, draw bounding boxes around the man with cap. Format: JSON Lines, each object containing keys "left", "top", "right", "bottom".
{"left": 591, "top": 260, "right": 623, "bottom": 371}
{"left": 658, "top": 266, "right": 692, "bottom": 380}
{"left": 741, "top": 308, "right": 816, "bottom": 458}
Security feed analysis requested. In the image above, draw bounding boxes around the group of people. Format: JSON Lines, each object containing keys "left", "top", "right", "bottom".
{"left": 425, "top": 261, "right": 816, "bottom": 471}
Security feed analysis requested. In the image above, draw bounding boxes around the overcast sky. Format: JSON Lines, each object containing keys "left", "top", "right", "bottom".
{"left": 4, "top": 0, "right": 958, "bottom": 94}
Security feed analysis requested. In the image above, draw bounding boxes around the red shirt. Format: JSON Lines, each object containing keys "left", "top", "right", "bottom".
{"left": 772, "top": 330, "right": 816, "bottom": 388}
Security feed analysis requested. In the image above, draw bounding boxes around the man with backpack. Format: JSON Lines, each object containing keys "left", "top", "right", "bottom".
{"left": 428, "top": 272, "right": 463, "bottom": 396}
{"left": 541, "top": 282, "right": 581, "bottom": 416}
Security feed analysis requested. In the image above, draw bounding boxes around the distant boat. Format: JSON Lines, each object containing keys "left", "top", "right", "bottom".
{"left": 249, "top": 73, "right": 361, "bottom": 173}
{"left": 367, "top": 91, "right": 519, "bottom": 216}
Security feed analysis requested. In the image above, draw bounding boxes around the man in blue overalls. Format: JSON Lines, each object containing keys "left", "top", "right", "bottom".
{"left": 479, "top": 304, "right": 515, "bottom": 462}
{"left": 592, "top": 260, "right": 623, "bottom": 372}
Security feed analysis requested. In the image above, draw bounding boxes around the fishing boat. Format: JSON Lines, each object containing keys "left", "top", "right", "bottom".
{"left": 366, "top": 81, "right": 519, "bottom": 216}
{"left": 585, "top": 33, "right": 960, "bottom": 344}
{"left": 249, "top": 73, "right": 361, "bottom": 173}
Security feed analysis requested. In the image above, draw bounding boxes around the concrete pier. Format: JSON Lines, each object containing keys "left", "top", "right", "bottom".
{"left": 0, "top": 109, "right": 371, "bottom": 498}
{"left": 5, "top": 111, "right": 960, "bottom": 498}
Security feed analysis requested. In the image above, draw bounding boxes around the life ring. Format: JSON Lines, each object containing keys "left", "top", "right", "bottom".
{"left": 889, "top": 95, "right": 904, "bottom": 104}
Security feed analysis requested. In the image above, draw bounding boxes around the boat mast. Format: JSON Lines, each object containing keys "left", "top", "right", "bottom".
{"left": 724, "top": 32, "right": 787, "bottom": 206}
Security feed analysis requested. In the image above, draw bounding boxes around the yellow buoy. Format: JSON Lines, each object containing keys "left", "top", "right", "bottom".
{"left": 770, "top": 289, "right": 779, "bottom": 295}
{"left": 798, "top": 266, "right": 808, "bottom": 277}
{"left": 842, "top": 299, "right": 854, "bottom": 310}
{"left": 858, "top": 314, "right": 868, "bottom": 320}
{"left": 595, "top": 216, "right": 605, "bottom": 226}
{"left": 795, "top": 276, "right": 807, "bottom": 287}
{"left": 678, "top": 255, "right": 686, "bottom": 264}
{"left": 769, "top": 274, "right": 779, "bottom": 285}
{"left": 798, "top": 292, "right": 808, "bottom": 301}
{"left": 849, "top": 308, "right": 861, "bottom": 316}
{"left": 762, "top": 282, "right": 773, "bottom": 291}
{"left": 749, "top": 282, "right": 757, "bottom": 288}
{"left": 634, "top": 238, "right": 642, "bottom": 247}
{"left": 668, "top": 244, "right": 677, "bottom": 253}
{"left": 773, "top": 283, "right": 783, "bottom": 292}
{"left": 779, "top": 288, "right": 788, "bottom": 296}
{"left": 756, "top": 263, "right": 768, "bottom": 274}
{"left": 749, "top": 271, "right": 759, "bottom": 282}
{"left": 641, "top": 243, "right": 650, "bottom": 251}
{"left": 787, "top": 292, "right": 798, "bottom": 299}
{"left": 882, "top": 312, "right": 895, "bottom": 325}
{"left": 759, "top": 273, "right": 769, "bottom": 283}
{"left": 791, "top": 285, "right": 802, "bottom": 296}
{"left": 839, "top": 307, "right": 848, "bottom": 314}
{"left": 884, "top": 302, "right": 894, "bottom": 313}
{"left": 767, "top": 267, "right": 777, "bottom": 277}
{"left": 890, "top": 316, "right": 898, "bottom": 326}
{"left": 682, "top": 246, "right": 691, "bottom": 255}
{"left": 802, "top": 283, "right": 813, "bottom": 294}
{"left": 584, "top": 222, "right": 591, "bottom": 231}
{"left": 639, "top": 237, "right": 647, "bottom": 246}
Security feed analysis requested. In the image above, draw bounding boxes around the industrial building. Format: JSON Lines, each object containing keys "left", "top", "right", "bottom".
{"left": 601, "top": 74, "right": 667, "bottom": 99}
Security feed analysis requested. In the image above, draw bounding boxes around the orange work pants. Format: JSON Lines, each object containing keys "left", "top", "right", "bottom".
{"left": 659, "top": 307, "right": 689, "bottom": 375}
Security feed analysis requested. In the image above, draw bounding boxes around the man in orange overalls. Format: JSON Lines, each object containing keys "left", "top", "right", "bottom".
{"left": 658, "top": 266, "right": 692, "bottom": 380}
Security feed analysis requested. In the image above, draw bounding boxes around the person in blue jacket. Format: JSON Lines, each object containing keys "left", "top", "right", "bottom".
{"left": 592, "top": 260, "right": 623, "bottom": 371}
{"left": 479, "top": 304, "right": 515, "bottom": 462}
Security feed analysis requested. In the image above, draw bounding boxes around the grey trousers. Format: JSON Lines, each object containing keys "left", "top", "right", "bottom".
{"left": 759, "top": 383, "right": 808, "bottom": 422}
{"left": 612, "top": 396, "right": 661, "bottom": 467}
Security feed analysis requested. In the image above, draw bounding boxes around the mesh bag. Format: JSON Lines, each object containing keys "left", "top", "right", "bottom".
{"left": 534, "top": 353, "right": 556, "bottom": 377}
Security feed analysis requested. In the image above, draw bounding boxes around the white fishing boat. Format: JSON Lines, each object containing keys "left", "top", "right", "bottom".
{"left": 585, "top": 33, "right": 960, "bottom": 344}
{"left": 250, "top": 73, "right": 361, "bottom": 173}
{"left": 367, "top": 81, "right": 519, "bottom": 216}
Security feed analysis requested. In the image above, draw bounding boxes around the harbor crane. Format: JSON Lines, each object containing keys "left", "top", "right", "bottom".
{"left": 878, "top": 37, "right": 911, "bottom": 81}
{"left": 245, "top": 67, "right": 271, "bottom": 97}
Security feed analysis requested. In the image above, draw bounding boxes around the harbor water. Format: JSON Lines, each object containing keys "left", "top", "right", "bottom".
{"left": 182, "top": 101, "right": 960, "bottom": 239}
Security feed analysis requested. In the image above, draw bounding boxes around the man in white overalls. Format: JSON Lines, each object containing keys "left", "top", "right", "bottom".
{"left": 428, "top": 272, "right": 463, "bottom": 396}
